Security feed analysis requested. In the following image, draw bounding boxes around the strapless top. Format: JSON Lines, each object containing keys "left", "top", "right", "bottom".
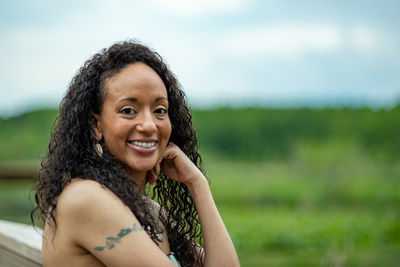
{"left": 168, "top": 252, "right": 181, "bottom": 267}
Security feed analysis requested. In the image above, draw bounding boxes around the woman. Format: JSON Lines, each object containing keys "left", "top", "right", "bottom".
{"left": 32, "top": 40, "right": 239, "bottom": 267}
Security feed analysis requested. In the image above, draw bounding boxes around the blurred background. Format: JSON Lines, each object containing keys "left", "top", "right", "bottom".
{"left": 0, "top": 0, "right": 399, "bottom": 266}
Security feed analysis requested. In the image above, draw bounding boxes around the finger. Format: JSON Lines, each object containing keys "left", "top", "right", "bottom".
{"left": 151, "top": 166, "right": 160, "bottom": 184}
{"left": 146, "top": 171, "right": 153, "bottom": 184}
{"left": 150, "top": 162, "right": 161, "bottom": 184}
{"left": 154, "top": 162, "right": 160, "bottom": 176}
{"left": 148, "top": 173, "right": 155, "bottom": 185}
{"left": 147, "top": 168, "right": 157, "bottom": 185}
{"left": 162, "top": 145, "right": 180, "bottom": 161}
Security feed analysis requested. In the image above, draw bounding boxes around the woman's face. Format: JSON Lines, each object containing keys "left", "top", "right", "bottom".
{"left": 94, "top": 62, "right": 172, "bottom": 183}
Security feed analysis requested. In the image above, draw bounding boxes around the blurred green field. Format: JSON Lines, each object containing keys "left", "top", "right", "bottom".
{"left": 202, "top": 142, "right": 400, "bottom": 266}
{"left": 0, "top": 180, "right": 35, "bottom": 224}
{"left": 1, "top": 108, "right": 399, "bottom": 266}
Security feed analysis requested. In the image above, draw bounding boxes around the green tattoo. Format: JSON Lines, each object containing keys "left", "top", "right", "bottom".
{"left": 94, "top": 223, "right": 143, "bottom": 251}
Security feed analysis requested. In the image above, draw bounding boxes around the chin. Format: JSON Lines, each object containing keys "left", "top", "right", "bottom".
{"left": 128, "top": 160, "right": 156, "bottom": 174}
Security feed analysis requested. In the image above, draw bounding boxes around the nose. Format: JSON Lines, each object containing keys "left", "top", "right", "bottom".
{"left": 136, "top": 109, "right": 157, "bottom": 133}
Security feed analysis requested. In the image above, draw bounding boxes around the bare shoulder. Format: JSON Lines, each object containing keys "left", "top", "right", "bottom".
{"left": 59, "top": 179, "right": 112, "bottom": 201}
{"left": 54, "top": 179, "right": 177, "bottom": 266}
{"left": 55, "top": 179, "right": 138, "bottom": 251}
{"left": 58, "top": 179, "right": 116, "bottom": 203}
{"left": 56, "top": 179, "right": 131, "bottom": 226}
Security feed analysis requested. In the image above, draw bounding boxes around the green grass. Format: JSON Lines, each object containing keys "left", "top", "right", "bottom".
{"left": 1, "top": 141, "right": 399, "bottom": 266}
{"left": 0, "top": 180, "right": 36, "bottom": 224}
{"left": 201, "top": 142, "right": 400, "bottom": 266}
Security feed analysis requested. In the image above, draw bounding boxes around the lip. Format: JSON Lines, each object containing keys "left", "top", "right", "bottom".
{"left": 129, "top": 139, "right": 158, "bottom": 142}
{"left": 127, "top": 140, "right": 158, "bottom": 153}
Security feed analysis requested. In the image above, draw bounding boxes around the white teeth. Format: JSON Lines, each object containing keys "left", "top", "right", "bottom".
{"left": 129, "top": 141, "right": 156, "bottom": 148}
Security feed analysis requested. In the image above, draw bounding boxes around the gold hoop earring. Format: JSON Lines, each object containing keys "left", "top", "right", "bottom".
{"left": 95, "top": 143, "right": 103, "bottom": 157}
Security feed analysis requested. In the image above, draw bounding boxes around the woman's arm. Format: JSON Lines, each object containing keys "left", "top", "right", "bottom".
{"left": 159, "top": 143, "right": 240, "bottom": 267}
{"left": 56, "top": 179, "right": 177, "bottom": 267}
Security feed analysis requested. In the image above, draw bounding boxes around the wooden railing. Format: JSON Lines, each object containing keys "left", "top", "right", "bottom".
{"left": 0, "top": 161, "right": 40, "bottom": 181}
{"left": 0, "top": 220, "right": 42, "bottom": 266}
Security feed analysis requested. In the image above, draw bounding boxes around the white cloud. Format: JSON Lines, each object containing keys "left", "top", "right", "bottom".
{"left": 0, "top": 0, "right": 398, "bottom": 115}
{"left": 0, "top": 0, "right": 223, "bottom": 114}
{"left": 0, "top": 1, "right": 156, "bottom": 114}
{"left": 351, "top": 26, "right": 378, "bottom": 53}
{"left": 222, "top": 24, "right": 343, "bottom": 59}
{"left": 149, "top": 0, "right": 246, "bottom": 16}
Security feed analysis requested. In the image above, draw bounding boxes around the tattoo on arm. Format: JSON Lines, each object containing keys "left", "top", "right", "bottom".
{"left": 94, "top": 223, "right": 143, "bottom": 251}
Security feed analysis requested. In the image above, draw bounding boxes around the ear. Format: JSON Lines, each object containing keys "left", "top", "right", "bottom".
{"left": 92, "top": 114, "right": 103, "bottom": 141}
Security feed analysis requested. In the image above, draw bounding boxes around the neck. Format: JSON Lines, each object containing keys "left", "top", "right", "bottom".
{"left": 130, "top": 171, "right": 147, "bottom": 190}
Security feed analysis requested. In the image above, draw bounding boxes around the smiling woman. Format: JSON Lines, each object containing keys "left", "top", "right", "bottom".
{"left": 93, "top": 63, "right": 172, "bottom": 186}
{"left": 31, "top": 40, "right": 239, "bottom": 267}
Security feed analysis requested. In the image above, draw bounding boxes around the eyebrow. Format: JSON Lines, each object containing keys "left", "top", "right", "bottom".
{"left": 117, "top": 97, "right": 168, "bottom": 104}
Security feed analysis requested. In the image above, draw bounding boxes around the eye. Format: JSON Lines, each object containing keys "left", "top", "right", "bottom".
{"left": 155, "top": 108, "right": 168, "bottom": 114}
{"left": 120, "top": 107, "right": 136, "bottom": 115}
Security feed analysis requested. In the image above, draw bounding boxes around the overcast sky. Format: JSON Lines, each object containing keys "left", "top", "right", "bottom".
{"left": 1, "top": 0, "right": 399, "bottom": 116}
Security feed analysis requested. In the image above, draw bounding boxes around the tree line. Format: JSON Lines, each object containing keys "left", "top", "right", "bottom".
{"left": 1, "top": 106, "right": 399, "bottom": 161}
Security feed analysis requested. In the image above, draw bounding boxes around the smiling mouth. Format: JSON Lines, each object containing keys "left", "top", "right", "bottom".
{"left": 127, "top": 141, "right": 157, "bottom": 148}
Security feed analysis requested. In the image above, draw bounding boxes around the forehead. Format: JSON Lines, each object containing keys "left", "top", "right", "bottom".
{"left": 104, "top": 63, "right": 167, "bottom": 100}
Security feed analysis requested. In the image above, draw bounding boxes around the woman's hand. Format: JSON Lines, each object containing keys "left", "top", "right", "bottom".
{"left": 147, "top": 143, "right": 240, "bottom": 266}
{"left": 147, "top": 143, "right": 206, "bottom": 186}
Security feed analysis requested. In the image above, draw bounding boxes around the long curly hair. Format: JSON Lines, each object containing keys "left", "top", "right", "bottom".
{"left": 32, "top": 40, "right": 204, "bottom": 266}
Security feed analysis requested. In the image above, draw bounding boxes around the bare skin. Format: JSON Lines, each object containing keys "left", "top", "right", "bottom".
{"left": 42, "top": 143, "right": 239, "bottom": 266}
{"left": 42, "top": 179, "right": 172, "bottom": 267}
{"left": 42, "top": 63, "right": 239, "bottom": 266}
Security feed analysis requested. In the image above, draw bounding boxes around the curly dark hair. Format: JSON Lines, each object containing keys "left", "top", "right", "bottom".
{"left": 32, "top": 40, "right": 204, "bottom": 266}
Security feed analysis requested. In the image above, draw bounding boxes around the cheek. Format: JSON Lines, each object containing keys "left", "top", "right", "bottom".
{"left": 161, "top": 120, "right": 172, "bottom": 143}
{"left": 166, "top": 121, "right": 172, "bottom": 140}
{"left": 103, "top": 121, "right": 127, "bottom": 145}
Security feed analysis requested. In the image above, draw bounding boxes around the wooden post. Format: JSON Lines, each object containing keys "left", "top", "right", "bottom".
{"left": 0, "top": 220, "right": 42, "bottom": 267}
